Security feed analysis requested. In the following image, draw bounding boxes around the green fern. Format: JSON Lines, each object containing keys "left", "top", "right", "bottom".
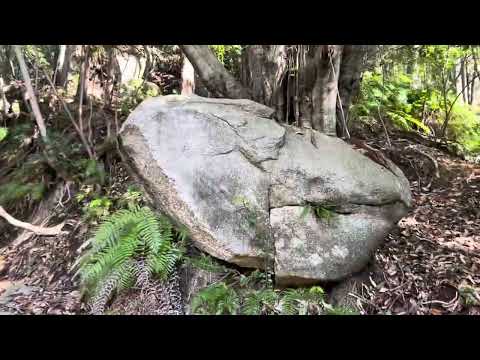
{"left": 301, "top": 204, "right": 336, "bottom": 222}
{"left": 191, "top": 282, "right": 240, "bottom": 315}
{"left": 243, "top": 289, "right": 279, "bottom": 315}
{"left": 280, "top": 286, "right": 326, "bottom": 315}
{"left": 75, "top": 206, "right": 182, "bottom": 312}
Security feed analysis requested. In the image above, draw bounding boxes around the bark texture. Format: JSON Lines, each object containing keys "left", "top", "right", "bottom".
{"left": 180, "top": 45, "right": 250, "bottom": 99}
{"left": 241, "top": 45, "right": 287, "bottom": 121}
{"left": 181, "top": 45, "right": 367, "bottom": 137}
{"left": 181, "top": 55, "right": 195, "bottom": 96}
{"left": 337, "top": 45, "right": 367, "bottom": 129}
{"left": 296, "top": 45, "right": 343, "bottom": 135}
{"left": 54, "top": 45, "right": 75, "bottom": 88}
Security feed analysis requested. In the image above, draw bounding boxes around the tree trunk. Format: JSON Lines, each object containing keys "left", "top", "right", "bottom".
{"left": 465, "top": 70, "right": 471, "bottom": 105}
{"left": 469, "top": 77, "right": 475, "bottom": 105}
{"left": 55, "top": 45, "right": 74, "bottom": 88}
{"left": 241, "top": 45, "right": 287, "bottom": 121}
{"left": 460, "top": 59, "right": 467, "bottom": 103}
{"left": 181, "top": 55, "right": 195, "bottom": 96}
{"left": 13, "top": 45, "right": 48, "bottom": 140}
{"left": 76, "top": 46, "right": 90, "bottom": 105}
{"left": 182, "top": 45, "right": 362, "bottom": 137}
{"left": 104, "top": 46, "right": 120, "bottom": 108}
{"left": 297, "top": 45, "right": 342, "bottom": 135}
{"left": 337, "top": 45, "right": 367, "bottom": 129}
{"left": 180, "top": 45, "right": 250, "bottom": 99}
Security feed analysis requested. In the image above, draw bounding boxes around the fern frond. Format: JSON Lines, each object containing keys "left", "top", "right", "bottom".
{"left": 191, "top": 282, "right": 240, "bottom": 315}
{"left": 75, "top": 206, "right": 182, "bottom": 313}
{"left": 243, "top": 289, "right": 279, "bottom": 315}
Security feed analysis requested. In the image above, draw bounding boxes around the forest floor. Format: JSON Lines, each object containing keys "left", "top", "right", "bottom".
{"left": 357, "top": 133, "right": 480, "bottom": 315}
{"left": 0, "top": 130, "right": 479, "bottom": 315}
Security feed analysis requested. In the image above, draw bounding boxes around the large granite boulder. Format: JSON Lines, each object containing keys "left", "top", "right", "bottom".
{"left": 120, "top": 95, "right": 412, "bottom": 286}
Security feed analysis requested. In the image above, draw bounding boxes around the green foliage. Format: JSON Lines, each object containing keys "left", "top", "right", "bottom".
{"left": 77, "top": 159, "right": 107, "bottom": 185}
{"left": 75, "top": 206, "right": 182, "bottom": 310}
{"left": 353, "top": 71, "right": 431, "bottom": 134}
{"left": 243, "top": 288, "right": 279, "bottom": 315}
{"left": 24, "top": 45, "right": 56, "bottom": 72}
{"left": 0, "top": 122, "right": 48, "bottom": 207}
{"left": 41, "top": 129, "right": 107, "bottom": 185}
{"left": 447, "top": 103, "right": 480, "bottom": 154}
{"left": 355, "top": 45, "right": 480, "bottom": 156}
{"left": 82, "top": 196, "right": 113, "bottom": 220}
{"left": 0, "top": 127, "right": 8, "bottom": 143}
{"left": 190, "top": 269, "right": 356, "bottom": 315}
{"left": 210, "top": 45, "right": 242, "bottom": 77}
{"left": 119, "top": 79, "right": 160, "bottom": 115}
{"left": 301, "top": 204, "right": 336, "bottom": 222}
{"left": 238, "top": 269, "right": 272, "bottom": 288}
{"left": 116, "top": 186, "right": 143, "bottom": 210}
{"left": 280, "top": 286, "right": 326, "bottom": 315}
{"left": 191, "top": 282, "right": 240, "bottom": 315}
{"left": 459, "top": 284, "right": 480, "bottom": 307}
{"left": 0, "top": 182, "right": 46, "bottom": 206}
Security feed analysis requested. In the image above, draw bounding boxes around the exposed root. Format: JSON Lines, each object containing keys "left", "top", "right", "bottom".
{"left": 0, "top": 206, "right": 66, "bottom": 237}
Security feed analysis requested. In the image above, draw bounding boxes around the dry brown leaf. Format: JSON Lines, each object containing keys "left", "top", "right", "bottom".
{"left": 430, "top": 308, "right": 442, "bottom": 315}
{"left": 0, "top": 280, "right": 13, "bottom": 294}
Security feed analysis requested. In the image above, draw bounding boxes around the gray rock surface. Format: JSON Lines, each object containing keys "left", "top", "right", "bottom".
{"left": 120, "top": 95, "right": 412, "bottom": 285}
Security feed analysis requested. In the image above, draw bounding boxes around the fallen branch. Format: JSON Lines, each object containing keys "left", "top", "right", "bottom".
{"left": 0, "top": 205, "right": 66, "bottom": 236}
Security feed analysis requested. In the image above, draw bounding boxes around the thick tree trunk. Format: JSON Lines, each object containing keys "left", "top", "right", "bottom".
{"left": 337, "top": 45, "right": 367, "bottom": 130}
{"left": 182, "top": 45, "right": 363, "bottom": 137}
{"left": 104, "top": 46, "right": 119, "bottom": 107}
{"left": 181, "top": 55, "right": 195, "bottom": 96}
{"left": 55, "top": 45, "right": 75, "bottom": 88}
{"left": 75, "top": 46, "right": 90, "bottom": 103}
{"left": 180, "top": 45, "right": 250, "bottom": 99}
{"left": 296, "top": 45, "right": 342, "bottom": 135}
{"left": 241, "top": 45, "right": 287, "bottom": 121}
{"left": 242, "top": 45, "right": 344, "bottom": 135}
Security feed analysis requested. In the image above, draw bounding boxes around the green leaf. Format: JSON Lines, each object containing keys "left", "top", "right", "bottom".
{"left": 0, "top": 127, "right": 8, "bottom": 142}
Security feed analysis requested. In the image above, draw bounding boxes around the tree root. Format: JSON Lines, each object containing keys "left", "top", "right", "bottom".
{"left": 0, "top": 205, "right": 66, "bottom": 237}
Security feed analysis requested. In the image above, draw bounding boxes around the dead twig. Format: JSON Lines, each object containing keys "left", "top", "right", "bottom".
{"left": 377, "top": 106, "right": 391, "bottom": 148}
{"left": 0, "top": 205, "right": 66, "bottom": 236}
{"left": 36, "top": 62, "right": 95, "bottom": 159}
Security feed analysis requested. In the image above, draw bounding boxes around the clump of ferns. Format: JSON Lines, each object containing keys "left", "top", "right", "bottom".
{"left": 191, "top": 277, "right": 357, "bottom": 315}
{"left": 73, "top": 206, "right": 183, "bottom": 314}
{"left": 191, "top": 282, "right": 240, "bottom": 315}
{"left": 301, "top": 203, "right": 337, "bottom": 222}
